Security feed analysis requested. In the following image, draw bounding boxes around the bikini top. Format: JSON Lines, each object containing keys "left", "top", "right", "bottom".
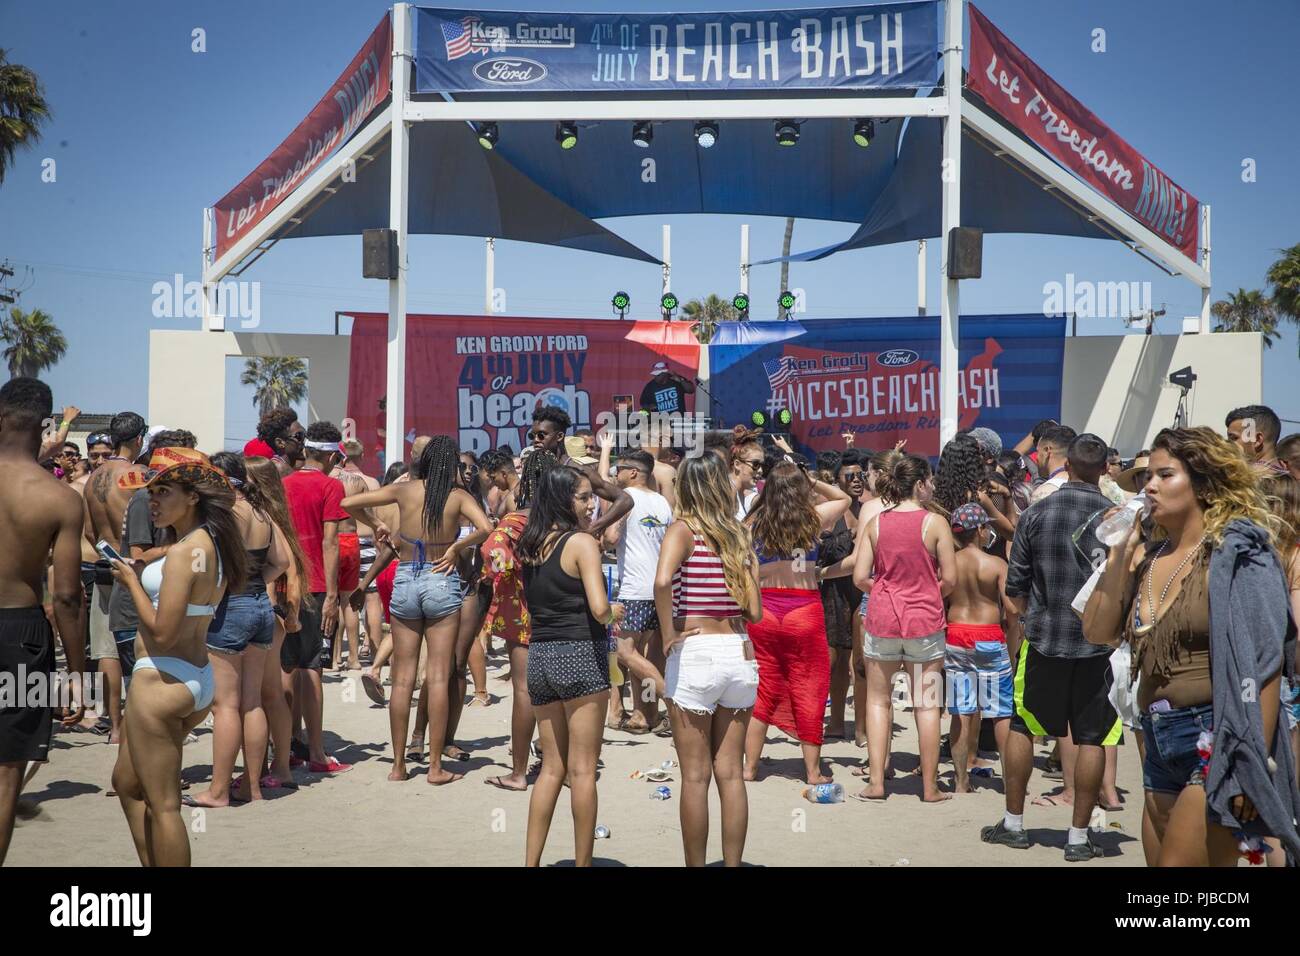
{"left": 398, "top": 532, "right": 456, "bottom": 571}
{"left": 140, "top": 531, "right": 225, "bottom": 616}
{"left": 751, "top": 535, "right": 820, "bottom": 566}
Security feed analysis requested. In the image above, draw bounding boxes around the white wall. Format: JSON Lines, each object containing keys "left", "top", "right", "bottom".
{"left": 1060, "top": 331, "right": 1262, "bottom": 453}
{"left": 149, "top": 331, "right": 351, "bottom": 454}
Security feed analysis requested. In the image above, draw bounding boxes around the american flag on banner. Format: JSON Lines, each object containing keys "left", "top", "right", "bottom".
{"left": 763, "top": 356, "right": 798, "bottom": 391}
{"left": 441, "top": 16, "right": 482, "bottom": 60}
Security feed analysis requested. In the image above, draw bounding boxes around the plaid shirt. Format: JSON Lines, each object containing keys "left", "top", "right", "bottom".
{"left": 1006, "top": 481, "right": 1112, "bottom": 659}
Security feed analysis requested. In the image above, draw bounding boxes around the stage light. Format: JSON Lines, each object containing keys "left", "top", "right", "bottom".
{"left": 732, "top": 292, "right": 750, "bottom": 319}
{"left": 751, "top": 410, "right": 767, "bottom": 428}
{"left": 476, "top": 122, "right": 499, "bottom": 150}
{"left": 556, "top": 122, "right": 579, "bottom": 150}
{"left": 694, "top": 121, "right": 719, "bottom": 149}
{"left": 660, "top": 291, "right": 679, "bottom": 320}
{"left": 632, "top": 121, "right": 653, "bottom": 148}
{"left": 777, "top": 408, "right": 793, "bottom": 427}
{"left": 612, "top": 291, "right": 631, "bottom": 311}
{"left": 853, "top": 119, "right": 875, "bottom": 148}
{"left": 775, "top": 120, "right": 800, "bottom": 147}
{"left": 778, "top": 290, "right": 796, "bottom": 312}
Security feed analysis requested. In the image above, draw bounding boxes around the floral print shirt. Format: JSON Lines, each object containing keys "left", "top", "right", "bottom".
{"left": 479, "top": 511, "right": 530, "bottom": 645}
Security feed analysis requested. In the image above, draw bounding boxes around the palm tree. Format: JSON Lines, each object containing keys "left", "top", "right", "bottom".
{"left": 0, "top": 49, "right": 51, "bottom": 184}
{"left": 0, "top": 307, "right": 67, "bottom": 377}
{"left": 779, "top": 216, "right": 795, "bottom": 306}
{"left": 1210, "top": 288, "right": 1279, "bottom": 348}
{"left": 241, "top": 357, "right": 308, "bottom": 416}
{"left": 681, "top": 293, "right": 737, "bottom": 345}
{"left": 1265, "top": 242, "right": 1300, "bottom": 357}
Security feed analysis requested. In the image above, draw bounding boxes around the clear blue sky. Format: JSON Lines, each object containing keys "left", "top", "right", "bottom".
{"left": 2, "top": 0, "right": 1298, "bottom": 436}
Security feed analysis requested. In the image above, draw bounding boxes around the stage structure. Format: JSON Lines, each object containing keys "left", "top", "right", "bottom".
{"left": 202, "top": 2, "right": 1211, "bottom": 467}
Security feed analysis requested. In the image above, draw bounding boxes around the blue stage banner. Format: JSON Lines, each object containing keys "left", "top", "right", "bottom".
{"left": 413, "top": 4, "right": 939, "bottom": 93}
{"left": 708, "top": 315, "right": 1065, "bottom": 459}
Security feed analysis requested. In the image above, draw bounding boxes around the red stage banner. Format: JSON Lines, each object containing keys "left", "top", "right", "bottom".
{"left": 967, "top": 5, "right": 1199, "bottom": 260}
{"left": 346, "top": 314, "right": 702, "bottom": 474}
{"left": 213, "top": 16, "right": 392, "bottom": 261}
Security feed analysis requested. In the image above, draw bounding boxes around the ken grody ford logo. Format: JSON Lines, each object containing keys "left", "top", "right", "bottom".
{"left": 473, "top": 57, "right": 548, "bottom": 85}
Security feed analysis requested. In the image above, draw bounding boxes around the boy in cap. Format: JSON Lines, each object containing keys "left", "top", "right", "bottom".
{"left": 944, "top": 502, "right": 1018, "bottom": 793}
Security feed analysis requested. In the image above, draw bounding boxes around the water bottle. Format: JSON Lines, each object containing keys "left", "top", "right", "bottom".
{"left": 650, "top": 785, "right": 672, "bottom": 800}
{"left": 802, "top": 782, "right": 844, "bottom": 804}
{"left": 1095, "top": 494, "right": 1151, "bottom": 548}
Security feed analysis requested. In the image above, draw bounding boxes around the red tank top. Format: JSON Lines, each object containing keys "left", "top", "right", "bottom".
{"left": 865, "top": 509, "right": 946, "bottom": 639}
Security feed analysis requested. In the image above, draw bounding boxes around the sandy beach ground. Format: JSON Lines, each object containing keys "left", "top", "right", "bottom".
{"left": 11, "top": 650, "right": 1146, "bottom": 867}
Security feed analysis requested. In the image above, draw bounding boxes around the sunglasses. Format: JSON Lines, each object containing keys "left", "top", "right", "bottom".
{"left": 739, "top": 458, "right": 764, "bottom": 474}
{"left": 611, "top": 464, "right": 642, "bottom": 474}
{"left": 527, "top": 431, "right": 550, "bottom": 441}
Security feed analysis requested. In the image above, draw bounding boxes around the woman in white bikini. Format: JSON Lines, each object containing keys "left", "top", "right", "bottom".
{"left": 108, "top": 447, "right": 245, "bottom": 866}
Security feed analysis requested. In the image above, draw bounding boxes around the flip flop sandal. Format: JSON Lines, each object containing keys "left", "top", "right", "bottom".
{"left": 969, "top": 767, "right": 995, "bottom": 779}
{"left": 88, "top": 717, "right": 112, "bottom": 736}
{"left": 406, "top": 745, "right": 427, "bottom": 763}
{"left": 361, "top": 674, "right": 387, "bottom": 706}
{"left": 443, "top": 746, "right": 471, "bottom": 762}
{"left": 260, "top": 774, "right": 298, "bottom": 792}
{"left": 308, "top": 757, "right": 353, "bottom": 774}
{"left": 652, "top": 717, "right": 673, "bottom": 738}
{"left": 484, "top": 775, "right": 527, "bottom": 792}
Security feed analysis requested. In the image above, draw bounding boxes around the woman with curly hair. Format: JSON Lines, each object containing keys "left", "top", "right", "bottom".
{"left": 1084, "top": 427, "right": 1300, "bottom": 865}
{"left": 742, "top": 455, "right": 852, "bottom": 785}
{"left": 934, "top": 434, "right": 1015, "bottom": 541}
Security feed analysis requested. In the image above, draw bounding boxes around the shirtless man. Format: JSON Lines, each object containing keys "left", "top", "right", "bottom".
{"left": 943, "top": 503, "right": 1019, "bottom": 793}
{"left": 530, "top": 406, "right": 631, "bottom": 536}
{"left": 82, "top": 412, "right": 149, "bottom": 743}
{"left": 0, "top": 378, "right": 86, "bottom": 864}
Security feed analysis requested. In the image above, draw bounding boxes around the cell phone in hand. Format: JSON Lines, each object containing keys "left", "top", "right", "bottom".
{"left": 95, "top": 540, "right": 125, "bottom": 564}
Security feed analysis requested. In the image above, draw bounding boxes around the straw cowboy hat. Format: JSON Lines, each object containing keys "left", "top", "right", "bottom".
{"left": 117, "top": 447, "right": 233, "bottom": 492}
{"left": 1115, "top": 455, "right": 1151, "bottom": 493}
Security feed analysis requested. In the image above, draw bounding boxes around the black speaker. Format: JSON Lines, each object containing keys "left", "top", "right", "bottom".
{"left": 948, "top": 226, "right": 983, "bottom": 280}
{"left": 363, "top": 228, "right": 398, "bottom": 279}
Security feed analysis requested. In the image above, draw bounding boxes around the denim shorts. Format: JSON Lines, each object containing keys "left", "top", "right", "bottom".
{"left": 1282, "top": 676, "right": 1299, "bottom": 733}
{"left": 207, "top": 592, "right": 275, "bottom": 655}
{"left": 665, "top": 633, "right": 759, "bottom": 715}
{"left": 1139, "top": 701, "right": 1213, "bottom": 795}
{"left": 863, "top": 629, "right": 945, "bottom": 663}
{"left": 389, "top": 564, "right": 462, "bottom": 624}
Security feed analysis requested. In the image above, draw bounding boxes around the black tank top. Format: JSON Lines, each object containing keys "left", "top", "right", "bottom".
{"left": 241, "top": 546, "right": 270, "bottom": 595}
{"left": 522, "top": 532, "right": 605, "bottom": 644}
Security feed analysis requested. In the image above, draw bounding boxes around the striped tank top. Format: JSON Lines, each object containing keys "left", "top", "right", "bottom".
{"left": 672, "top": 533, "right": 743, "bottom": 618}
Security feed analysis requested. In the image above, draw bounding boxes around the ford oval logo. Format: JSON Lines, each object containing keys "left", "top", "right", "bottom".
{"left": 474, "top": 58, "right": 548, "bottom": 86}
{"left": 878, "top": 349, "right": 919, "bottom": 367}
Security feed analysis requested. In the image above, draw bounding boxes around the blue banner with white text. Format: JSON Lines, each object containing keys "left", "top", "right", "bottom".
{"left": 413, "top": 4, "right": 939, "bottom": 93}
{"left": 708, "top": 315, "right": 1065, "bottom": 458}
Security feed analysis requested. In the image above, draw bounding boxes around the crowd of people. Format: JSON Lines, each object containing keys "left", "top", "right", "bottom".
{"left": 1, "top": 374, "right": 1298, "bottom": 868}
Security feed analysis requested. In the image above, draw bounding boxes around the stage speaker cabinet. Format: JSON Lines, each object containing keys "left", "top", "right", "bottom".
{"left": 363, "top": 228, "right": 398, "bottom": 280}
{"left": 947, "top": 226, "right": 983, "bottom": 280}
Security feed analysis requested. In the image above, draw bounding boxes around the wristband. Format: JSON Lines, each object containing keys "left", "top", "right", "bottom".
{"left": 59, "top": 420, "right": 70, "bottom": 430}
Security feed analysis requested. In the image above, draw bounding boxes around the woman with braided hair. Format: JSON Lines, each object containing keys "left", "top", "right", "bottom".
{"left": 342, "top": 436, "right": 492, "bottom": 785}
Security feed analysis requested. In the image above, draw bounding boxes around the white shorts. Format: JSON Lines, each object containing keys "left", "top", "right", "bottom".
{"left": 665, "top": 633, "right": 758, "bottom": 715}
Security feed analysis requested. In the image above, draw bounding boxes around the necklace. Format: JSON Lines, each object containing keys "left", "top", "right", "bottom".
{"left": 1133, "top": 536, "right": 1205, "bottom": 636}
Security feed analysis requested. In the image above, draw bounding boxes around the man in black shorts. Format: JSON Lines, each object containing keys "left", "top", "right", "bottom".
{"left": 981, "top": 432, "right": 1117, "bottom": 862}
{"left": 0, "top": 377, "right": 87, "bottom": 864}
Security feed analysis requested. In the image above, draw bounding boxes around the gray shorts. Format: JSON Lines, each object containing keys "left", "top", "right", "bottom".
{"left": 389, "top": 564, "right": 462, "bottom": 624}
{"left": 862, "top": 629, "right": 946, "bottom": 663}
